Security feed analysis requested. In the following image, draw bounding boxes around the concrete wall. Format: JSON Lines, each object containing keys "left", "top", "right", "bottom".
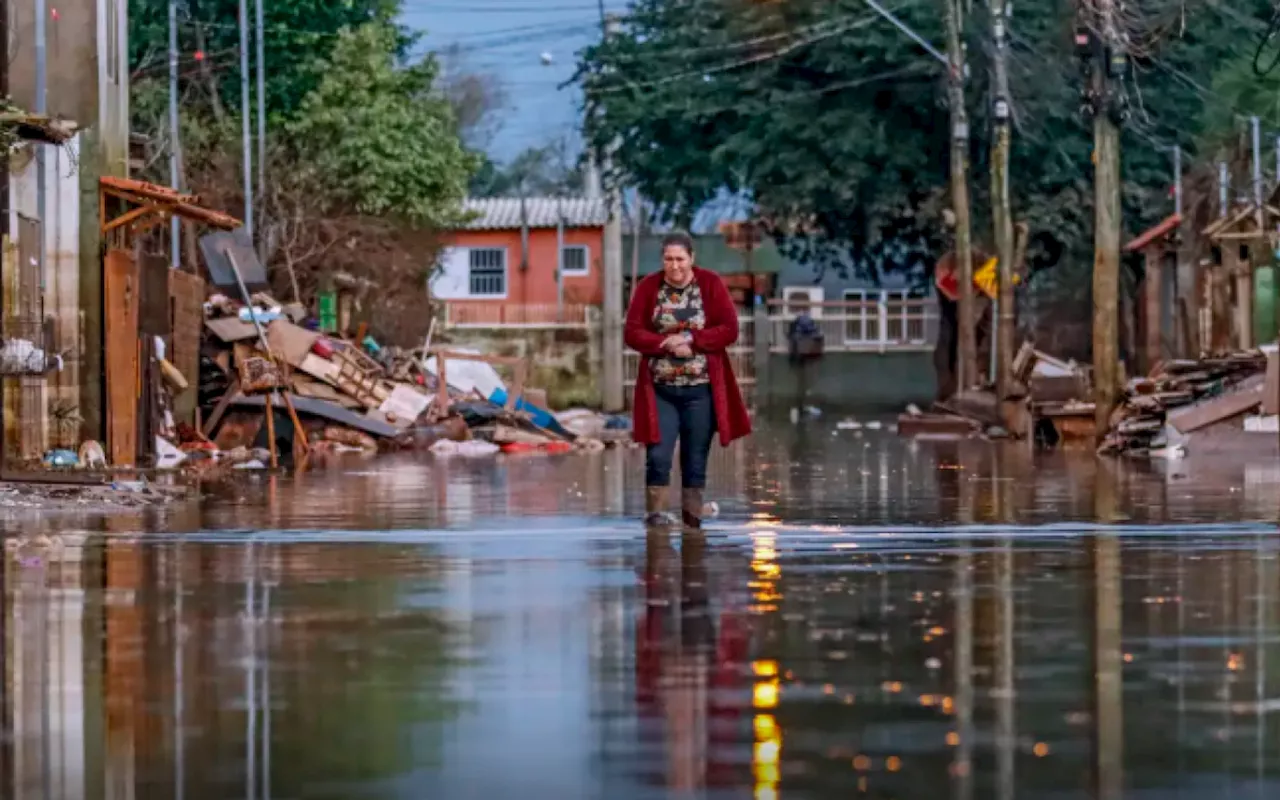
{"left": 443, "top": 318, "right": 604, "bottom": 409}
{"left": 755, "top": 352, "right": 936, "bottom": 414}
{"left": 6, "top": 0, "right": 130, "bottom": 445}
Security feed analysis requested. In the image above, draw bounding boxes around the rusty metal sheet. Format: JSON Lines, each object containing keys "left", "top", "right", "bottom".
{"left": 105, "top": 249, "right": 141, "bottom": 467}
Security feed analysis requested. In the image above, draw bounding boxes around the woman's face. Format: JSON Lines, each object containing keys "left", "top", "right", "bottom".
{"left": 662, "top": 244, "right": 694, "bottom": 287}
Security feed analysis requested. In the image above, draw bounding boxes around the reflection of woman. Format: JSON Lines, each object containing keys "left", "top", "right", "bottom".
{"left": 625, "top": 232, "right": 752, "bottom": 527}
{"left": 635, "top": 531, "right": 747, "bottom": 792}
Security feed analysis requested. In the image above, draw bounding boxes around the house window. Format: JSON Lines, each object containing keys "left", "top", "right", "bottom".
{"left": 561, "top": 245, "right": 589, "bottom": 276}
{"left": 468, "top": 248, "right": 506, "bottom": 296}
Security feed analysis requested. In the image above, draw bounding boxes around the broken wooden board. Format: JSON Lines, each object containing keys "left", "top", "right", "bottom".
{"left": 896, "top": 413, "right": 978, "bottom": 438}
{"left": 1167, "top": 375, "right": 1265, "bottom": 434}
{"left": 290, "top": 376, "right": 363, "bottom": 409}
{"left": 104, "top": 249, "right": 140, "bottom": 467}
{"left": 936, "top": 389, "right": 1003, "bottom": 427}
{"left": 265, "top": 319, "right": 322, "bottom": 369}
{"left": 230, "top": 393, "right": 399, "bottom": 438}
{"left": 205, "top": 316, "right": 259, "bottom": 343}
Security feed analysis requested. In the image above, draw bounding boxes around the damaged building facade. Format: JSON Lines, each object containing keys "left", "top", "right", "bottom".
{"left": 4, "top": 0, "right": 132, "bottom": 460}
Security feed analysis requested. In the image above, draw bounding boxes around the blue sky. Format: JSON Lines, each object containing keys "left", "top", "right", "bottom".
{"left": 403, "top": 0, "right": 630, "bottom": 163}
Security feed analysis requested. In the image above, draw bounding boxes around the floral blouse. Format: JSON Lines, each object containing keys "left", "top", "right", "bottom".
{"left": 650, "top": 280, "right": 709, "bottom": 386}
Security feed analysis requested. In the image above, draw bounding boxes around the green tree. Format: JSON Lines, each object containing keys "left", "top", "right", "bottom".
{"left": 469, "top": 139, "right": 585, "bottom": 197}
{"left": 575, "top": 0, "right": 1274, "bottom": 284}
{"left": 128, "top": 0, "right": 405, "bottom": 120}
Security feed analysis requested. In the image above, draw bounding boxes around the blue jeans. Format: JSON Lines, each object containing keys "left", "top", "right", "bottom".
{"left": 645, "top": 383, "right": 717, "bottom": 489}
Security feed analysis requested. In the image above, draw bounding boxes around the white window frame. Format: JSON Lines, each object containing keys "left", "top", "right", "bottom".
{"left": 468, "top": 247, "right": 508, "bottom": 298}
{"left": 561, "top": 244, "right": 590, "bottom": 276}
{"left": 783, "top": 286, "right": 824, "bottom": 317}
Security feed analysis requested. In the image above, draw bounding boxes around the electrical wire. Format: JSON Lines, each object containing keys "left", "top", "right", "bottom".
{"left": 578, "top": 8, "right": 901, "bottom": 96}
{"left": 1254, "top": 2, "right": 1280, "bottom": 76}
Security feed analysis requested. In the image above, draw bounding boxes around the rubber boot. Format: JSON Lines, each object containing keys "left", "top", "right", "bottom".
{"left": 645, "top": 486, "right": 671, "bottom": 526}
{"left": 681, "top": 488, "right": 705, "bottom": 529}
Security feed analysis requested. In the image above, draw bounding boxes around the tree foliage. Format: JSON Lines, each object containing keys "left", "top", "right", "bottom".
{"left": 129, "top": 3, "right": 480, "bottom": 343}
{"left": 128, "top": 0, "right": 405, "bottom": 119}
{"left": 576, "top": 0, "right": 1275, "bottom": 284}
{"left": 469, "top": 138, "right": 585, "bottom": 197}
{"left": 288, "top": 23, "right": 479, "bottom": 227}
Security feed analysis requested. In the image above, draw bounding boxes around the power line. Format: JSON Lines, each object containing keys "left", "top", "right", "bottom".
{"left": 579, "top": 9, "right": 897, "bottom": 96}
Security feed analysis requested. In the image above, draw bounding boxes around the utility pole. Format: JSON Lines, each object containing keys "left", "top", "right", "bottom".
{"left": 601, "top": 17, "right": 625, "bottom": 412}
{"left": 990, "top": 0, "right": 1016, "bottom": 402}
{"left": 1172, "top": 144, "right": 1187, "bottom": 356}
{"left": 944, "top": 0, "right": 977, "bottom": 391}
{"left": 35, "top": 0, "right": 47, "bottom": 292}
{"left": 169, "top": 0, "right": 182, "bottom": 268}
{"left": 239, "top": 0, "right": 254, "bottom": 239}
{"left": 1241, "top": 115, "right": 1263, "bottom": 350}
{"left": 255, "top": 0, "right": 267, "bottom": 261}
{"left": 1085, "top": 0, "right": 1124, "bottom": 439}
{"left": 556, "top": 197, "right": 565, "bottom": 319}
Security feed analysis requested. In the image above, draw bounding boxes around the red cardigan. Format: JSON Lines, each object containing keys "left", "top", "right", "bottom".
{"left": 625, "top": 267, "right": 752, "bottom": 447}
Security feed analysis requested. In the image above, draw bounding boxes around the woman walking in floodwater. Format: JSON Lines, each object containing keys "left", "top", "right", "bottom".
{"left": 626, "top": 231, "right": 752, "bottom": 527}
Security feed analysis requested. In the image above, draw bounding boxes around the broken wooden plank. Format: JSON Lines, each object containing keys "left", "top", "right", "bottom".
{"left": 205, "top": 316, "right": 259, "bottom": 343}
{"left": 1167, "top": 376, "right": 1265, "bottom": 434}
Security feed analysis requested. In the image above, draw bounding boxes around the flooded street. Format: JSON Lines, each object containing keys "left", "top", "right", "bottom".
{"left": 3, "top": 420, "right": 1280, "bottom": 799}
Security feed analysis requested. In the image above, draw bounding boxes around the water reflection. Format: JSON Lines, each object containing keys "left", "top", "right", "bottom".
{"left": 0, "top": 424, "right": 1278, "bottom": 797}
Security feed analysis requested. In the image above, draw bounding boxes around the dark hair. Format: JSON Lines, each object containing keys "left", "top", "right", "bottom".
{"left": 660, "top": 231, "right": 695, "bottom": 257}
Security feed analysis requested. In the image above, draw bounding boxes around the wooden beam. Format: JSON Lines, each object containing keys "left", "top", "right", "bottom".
{"left": 102, "top": 203, "right": 169, "bottom": 234}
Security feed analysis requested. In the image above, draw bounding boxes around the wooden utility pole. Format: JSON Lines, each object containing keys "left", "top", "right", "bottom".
{"left": 944, "top": 0, "right": 977, "bottom": 391}
{"left": 601, "top": 15, "right": 625, "bottom": 412}
{"left": 990, "top": 0, "right": 1016, "bottom": 400}
{"left": 1087, "top": 0, "right": 1123, "bottom": 439}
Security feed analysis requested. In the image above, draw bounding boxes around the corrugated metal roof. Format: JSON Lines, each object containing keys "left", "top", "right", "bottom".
{"left": 458, "top": 196, "right": 609, "bottom": 231}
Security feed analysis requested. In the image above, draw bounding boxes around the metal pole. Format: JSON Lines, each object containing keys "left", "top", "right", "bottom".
{"left": 556, "top": 197, "right": 565, "bottom": 319}
{"left": 239, "top": 0, "right": 254, "bottom": 239}
{"left": 35, "top": 0, "right": 47, "bottom": 292}
{"left": 1219, "top": 160, "right": 1229, "bottom": 219}
{"left": 255, "top": 0, "right": 267, "bottom": 261}
{"left": 1173, "top": 145, "right": 1183, "bottom": 219}
{"left": 169, "top": 0, "right": 182, "bottom": 268}
{"left": 1274, "top": 135, "right": 1280, "bottom": 186}
{"left": 1252, "top": 117, "right": 1264, "bottom": 213}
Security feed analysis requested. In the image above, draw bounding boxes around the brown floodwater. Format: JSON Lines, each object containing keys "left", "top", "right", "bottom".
{"left": 1, "top": 419, "right": 1278, "bottom": 799}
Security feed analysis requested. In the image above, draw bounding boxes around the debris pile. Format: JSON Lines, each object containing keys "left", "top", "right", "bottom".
{"left": 1099, "top": 351, "right": 1271, "bottom": 456}
{"left": 195, "top": 295, "right": 632, "bottom": 465}
{"left": 896, "top": 343, "right": 1095, "bottom": 443}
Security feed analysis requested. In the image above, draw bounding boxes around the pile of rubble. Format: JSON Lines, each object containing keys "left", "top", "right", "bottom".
{"left": 1098, "top": 350, "right": 1275, "bottom": 456}
{"left": 191, "top": 293, "right": 630, "bottom": 467}
{"left": 897, "top": 344, "right": 1093, "bottom": 441}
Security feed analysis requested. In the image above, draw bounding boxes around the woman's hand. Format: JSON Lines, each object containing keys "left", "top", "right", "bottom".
{"left": 661, "top": 334, "right": 689, "bottom": 352}
{"left": 670, "top": 344, "right": 693, "bottom": 359}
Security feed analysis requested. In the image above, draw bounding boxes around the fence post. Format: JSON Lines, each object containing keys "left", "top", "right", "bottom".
{"left": 753, "top": 300, "right": 769, "bottom": 391}
{"left": 878, "top": 292, "right": 889, "bottom": 353}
